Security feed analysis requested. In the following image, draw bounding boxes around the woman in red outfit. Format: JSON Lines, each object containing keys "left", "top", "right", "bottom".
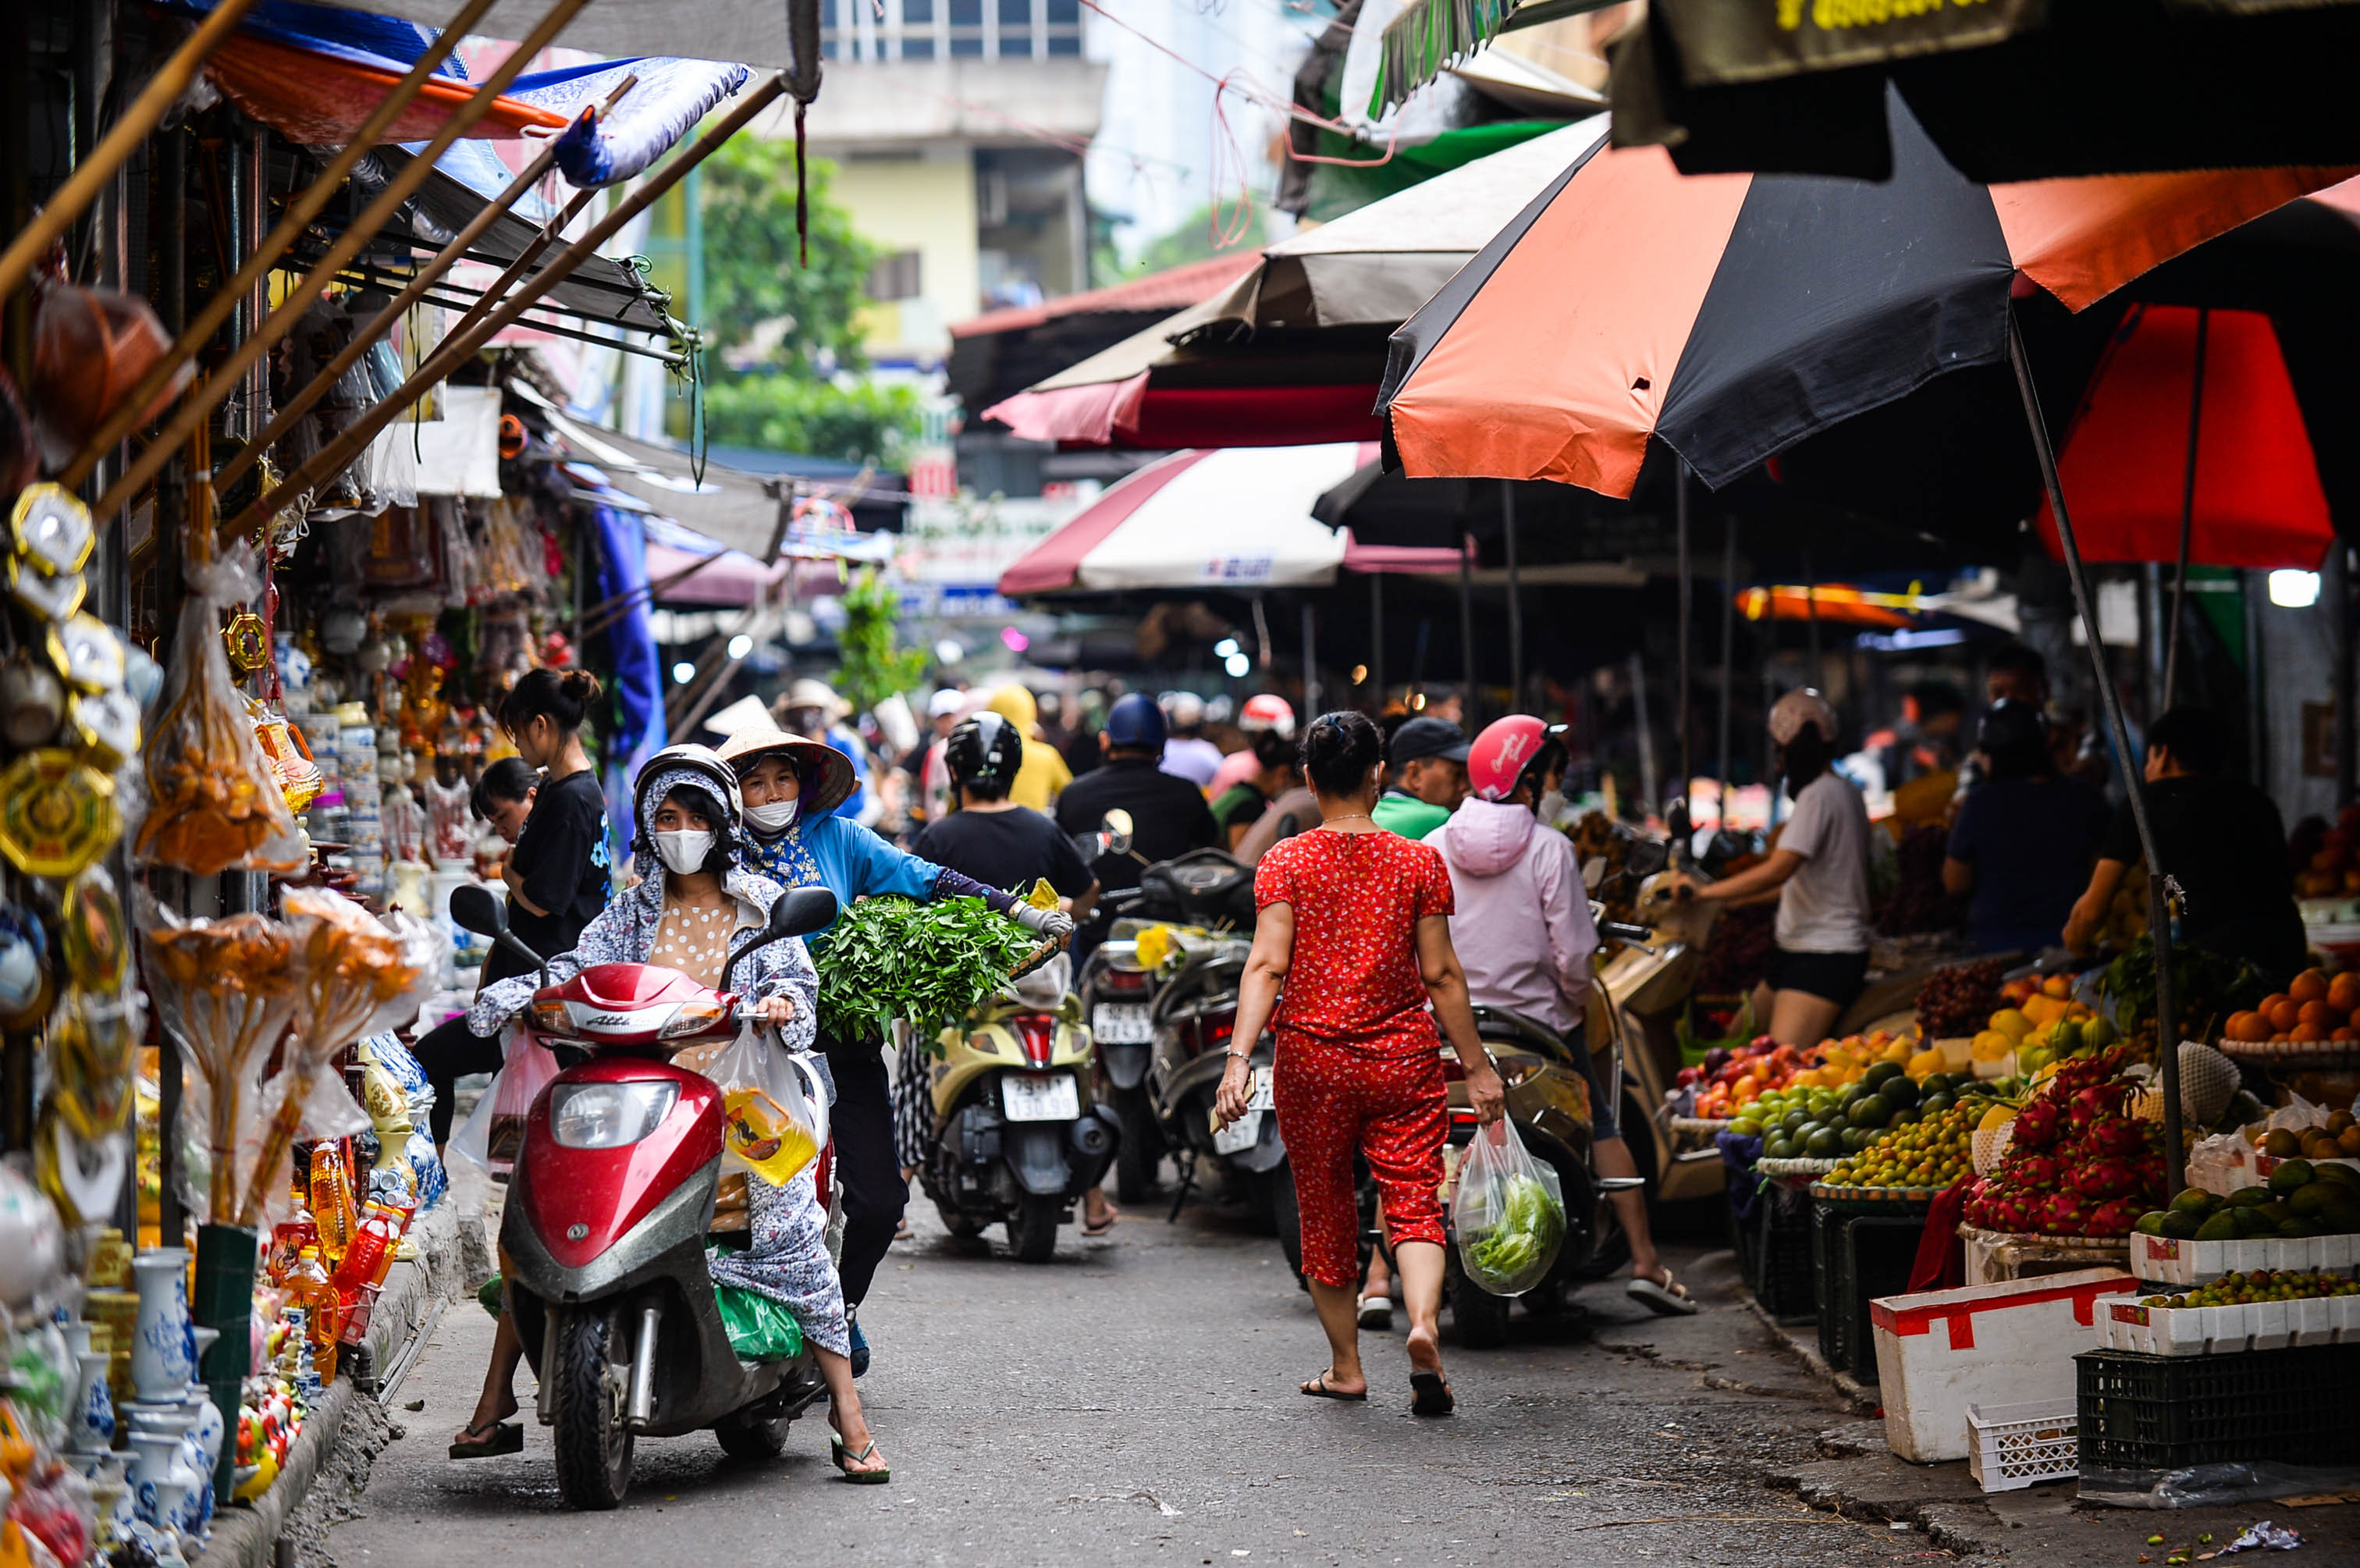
{"left": 1216, "top": 711, "right": 1505, "bottom": 1416}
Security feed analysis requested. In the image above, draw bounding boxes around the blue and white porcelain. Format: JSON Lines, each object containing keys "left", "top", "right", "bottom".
{"left": 129, "top": 1248, "right": 194, "bottom": 1401}
{"left": 69, "top": 1348, "right": 116, "bottom": 1454}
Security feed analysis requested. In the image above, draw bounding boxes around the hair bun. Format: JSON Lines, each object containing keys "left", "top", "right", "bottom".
{"left": 560, "top": 669, "right": 603, "bottom": 702}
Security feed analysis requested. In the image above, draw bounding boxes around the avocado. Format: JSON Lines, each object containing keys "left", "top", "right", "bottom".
{"left": 1782, "top": 1110, "right": 1811, "bottom": 1135}
{"left": 2319, "top": 1199, "right": 2360, "bottom": 1235}
{"left": 2277, "top": 1219, "right": 2322, "bottom": 1239}
{"left": 1864, "top": 1061, "right": 1903, "bottom": 1090}
{"left": 1806, "top": 1128, "right": 1843, "bottom": 1158}
{"left": 1889, "top": 1107, "right": 1921, "bottom": 1129}
{"left": 1850, "top": 1095, "right": 1892, "bottom": 1129}
{"left": 1921, "top": 1073, "right": 1953, "bottom": 1097}
{"left": 1843, "top": 1126, "right": 1873, "bottom": 1153}
{"left": 2170, "top": 1188, "right": 2220, "bottom": 1217}
{"left": 2311, "top": 1161, "right": 2360, "bottom": 1189}
{"left": 1921, "top": 1091, "right": 1955, "bottom": 1117}
{"left": 2289, "top": 1182, "right": 2337, "bottom": 1218}
{"left": 2269, "top": 1158, "right": 2316, "bottom": 1193}
{"left": 2254, "top": 1200, "right": 2293, "bottom": 1227}
{"left": 1882, "top": 1076, "right": 1922, "bottom": 1109}
{"left": 2232, "top": 1205, "right": 2275, "bottom": 1238}
{"left": 2134, "top": 1211, "right": 2170, "bottom": 1236}
{"left": 2160, "top": 1209, "right": 2203, "bottom": 1239}
{"left": 2195, "top": 1212, "right": 2241, "bottom": 1241}
{"left": 1839, "top": 1083, "right": 1868, "bottom": 1108}
{"left": 2229, "top": 1186, "right": 2275, "bottom": 1208}
{"left": 1765, "top": 1136, "right": 1798, "bottom": 1160}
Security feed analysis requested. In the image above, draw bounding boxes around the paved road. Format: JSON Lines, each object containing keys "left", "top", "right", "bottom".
{"left": 329, "top": 1185, "right": 1930, "bottom": 1568}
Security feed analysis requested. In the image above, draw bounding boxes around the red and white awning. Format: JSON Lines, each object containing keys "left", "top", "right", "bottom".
{"left": 998, "top": 445, "right": 1459, "bottom": 596}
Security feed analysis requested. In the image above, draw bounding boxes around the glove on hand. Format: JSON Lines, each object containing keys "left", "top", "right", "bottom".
{"left": 1010, "top": 902, "right": 1075, "bottom": 942}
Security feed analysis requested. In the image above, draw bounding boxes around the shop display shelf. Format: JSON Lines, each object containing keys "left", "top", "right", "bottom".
{"left": 2075, "top": 1344, "right": 2360, "bottom": 1472}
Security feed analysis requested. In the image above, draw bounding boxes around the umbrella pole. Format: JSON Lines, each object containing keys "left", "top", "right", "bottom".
{"left": 1718, "top": 518, "right": 1737, "bottom": 826}
{"left": 2163, "top": 310, "right": 2209, "bottom": 710}
{"left": 1504, "top": 480, "right": 1525, "bottom": 710}
{"left": 1370, "top": 573, "right": 1385, "bottom": 710}
{"left": 1458, "top": 526, "right": 1476, "bottom": 725}
{"left": 1676, "top": 461, "right": 1692, "bottom": 820}
{"left": 2010, "top": 316, "right": 2184, "bottom": 1196}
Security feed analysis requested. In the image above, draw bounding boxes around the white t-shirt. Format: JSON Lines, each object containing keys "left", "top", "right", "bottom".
{"left": 1774, "top": 770, "right": 1873, "bottom": 954}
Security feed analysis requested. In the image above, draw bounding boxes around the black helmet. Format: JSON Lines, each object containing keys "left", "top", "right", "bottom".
{"left": 945, "top": 710, "right": 1025, "bottom": 794}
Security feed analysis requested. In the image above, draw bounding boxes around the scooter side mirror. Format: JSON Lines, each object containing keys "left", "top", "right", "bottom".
{"left": 1102, "top": 809, "right": 1134, "bottom": 859}
{"left": 772, "top": 886, "right": 839, "bottom": 940}
{"left": 1580, "top": 856, "right": 1607, "bottom": 894}
{"left": 450, "top": 884, "right": 506, "bottom": 937}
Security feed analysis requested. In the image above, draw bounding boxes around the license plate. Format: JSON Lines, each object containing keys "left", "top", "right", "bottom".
{"left": 1247, "top": 1065, "right": 1275, "bottom": 1112}
{"left": 1001, "top": 1072, "right": 1080, "bottom": 1122}
{"left": 1092, "top": 1003, "right": 1153, "bottom": 1044}
{"left": 1212, "top": 1109, "right": 1261, "bottom": 1155}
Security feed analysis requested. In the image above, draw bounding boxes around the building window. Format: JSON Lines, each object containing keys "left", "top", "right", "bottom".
{"left": 866, "top": 250, "right": 924, "bottom": 302}
{"left": 824, "top": 0, "right": 1081, "bottom": 62}
{"left": 1044, "top": 0, "right": 1080, "bottom": 54}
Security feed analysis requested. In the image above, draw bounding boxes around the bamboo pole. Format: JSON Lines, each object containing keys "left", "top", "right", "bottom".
{"left": 0, "top": 0, "right": 267, "bottom": 304}
{"left": 58, "top": 0, "right": 505, "bottom": 488}
{"left": 232, "top": 71, "right": 790, "bottom": 539}
{"left": 88, "top": 0, "right": 595, "bottom": 518}
{"left": 211, "top": 70, "right": 635, "bottom": 496}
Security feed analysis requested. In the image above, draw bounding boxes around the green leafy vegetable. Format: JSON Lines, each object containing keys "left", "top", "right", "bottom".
{"left": 814, "top": 895, "right": 1038, "bottom": 1045}
{"left": 1460, "top": 1173, "right": 1565, "bottom": 1293}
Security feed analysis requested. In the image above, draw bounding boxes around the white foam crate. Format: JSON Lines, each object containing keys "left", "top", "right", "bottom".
{"left": 2100, "top": 1290, "right": 2360, "bottom": 1354}
{"left": 1965, "top": 1399, "right": 2079, "bottom": 1493}
{"left": 2130, "top": 1230, "right": 2359, "bottom": 1285}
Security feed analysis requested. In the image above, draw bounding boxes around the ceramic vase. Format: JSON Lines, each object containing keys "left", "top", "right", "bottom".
{"left": 130, "top": 1249, "right": 194, "bottom": 1401}
{"left": 69, "top": 1348, "right": 116, "bottom": 1455}
{"left": 84, "top": 1450, "right": 133, "bottom": 1552}
{"left": 126, "top": 1423, "right": 183, "bottom": 1526}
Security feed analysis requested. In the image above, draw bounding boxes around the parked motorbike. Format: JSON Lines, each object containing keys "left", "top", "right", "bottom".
{"left": 921, "top": 961, "right": 1121, "bottom": 1262}
{"left": 447, "top": 882, "right": 839, "bottom": 1511}
{"left": 1143, "top": 923, "right": 1285, "bottom": 1224}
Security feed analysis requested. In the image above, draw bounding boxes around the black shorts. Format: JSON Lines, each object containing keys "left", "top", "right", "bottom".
{"left": 1764, "top": 946, "right": 1869, "bottom": 1008}
{"left": 1556, "top": 1025, "right": 1620, "bottom": 1142}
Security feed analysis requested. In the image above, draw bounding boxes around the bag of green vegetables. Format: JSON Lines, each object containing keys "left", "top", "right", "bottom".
{"left": 814, "top": 894, "right": 1040, "bottom": 1047}
{"left": 1452, "top": 1116, "right": 1565, "bottom": 1296}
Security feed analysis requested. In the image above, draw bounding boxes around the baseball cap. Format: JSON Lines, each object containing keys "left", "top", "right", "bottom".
{"left": 927, "top": 688, "right": 967, "bottom": 719}
{"left": 1388, "top": 716, "right": 1470, "bottom": 767}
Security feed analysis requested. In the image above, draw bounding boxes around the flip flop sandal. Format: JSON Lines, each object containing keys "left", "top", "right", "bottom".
{"left": 1356, "top": 1296, "right": 1393, "bottom": 1329}
{"left": 1409, "top": 1371, "right": 1455, "bottom": 1417}
{"left": 1299, "top": 1371, "right": 1367, "bottom": 1402}
{"left": 836, "top": 1439, "right": 891, "bottom": 1484}
{"left": 1628, "top": 1269, "right": 1701, "bottom": 1317}
{"left": 1082, "top": 1214, "right": 1118, "bottom": 1237}
{"left": 449, "top": 1420, "right": 524, "bottom": 1460}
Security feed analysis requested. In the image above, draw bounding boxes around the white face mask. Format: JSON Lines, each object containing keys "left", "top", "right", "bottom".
{"left": 653, "top": 829, "right": 714, "bottom": 875}
{"left": 1537, "top": 788, "right": 1566, "bottom": 825}
{"left": 744, "top": 799, "right": 799, "bottom": 834}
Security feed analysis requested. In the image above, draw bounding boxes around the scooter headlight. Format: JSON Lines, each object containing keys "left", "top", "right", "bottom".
{"left": 549, "top": 1080, "right": 679, "bottom": 1149}
{"left": 659, "top": 1000, "right": 729, "bottom": 1039}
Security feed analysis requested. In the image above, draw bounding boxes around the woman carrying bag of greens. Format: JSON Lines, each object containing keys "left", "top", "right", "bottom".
{"left": 717, "top": 728, "right": 1072, "bottom": 1372}
{"left": 1214, "top": 711, "right": 1506, "bottom": 1417}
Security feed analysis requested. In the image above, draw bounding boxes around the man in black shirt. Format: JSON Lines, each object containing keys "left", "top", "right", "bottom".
{"left": 1054, "top": 694, "right": 1221, "bottom": 949}
{"left": 2063, "top": 706, "right": 2305, "bottom": 983}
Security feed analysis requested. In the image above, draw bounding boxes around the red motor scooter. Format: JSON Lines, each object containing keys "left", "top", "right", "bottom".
{"left": 450, "top": 884, "right": 839, "bottom": 1510}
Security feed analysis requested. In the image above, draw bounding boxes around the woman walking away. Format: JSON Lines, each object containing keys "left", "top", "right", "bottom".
{"left": 1216, "top": 712, "right": 1505, "bottom": 1417}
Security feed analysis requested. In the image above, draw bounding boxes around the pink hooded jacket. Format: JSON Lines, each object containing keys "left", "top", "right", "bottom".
{"left": 1429, "top": 798, "right": 1599, "bottom": 1034}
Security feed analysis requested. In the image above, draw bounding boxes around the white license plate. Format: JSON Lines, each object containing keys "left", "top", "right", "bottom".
{"left": 1212, "top": 1109, "right": 1262, "bottom": 1155}
{"left": 1092, "top": 1003, "right": 1153, "bottom": 1044}
{"left": 1247, "top": 1065, "right": 1275, "bottom": 1112}
{"left": 1001, "top": 1072, "right": 1080, "bottom": 1122}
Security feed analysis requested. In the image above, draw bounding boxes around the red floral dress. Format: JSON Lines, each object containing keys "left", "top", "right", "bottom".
{"left": 1254, "top": 829, "right": 1455, "bottom": 1289}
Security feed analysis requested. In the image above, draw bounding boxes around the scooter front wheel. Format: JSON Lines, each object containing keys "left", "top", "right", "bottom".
{"left": 549, "top": 1304, "right": 635, "bottom": 1509}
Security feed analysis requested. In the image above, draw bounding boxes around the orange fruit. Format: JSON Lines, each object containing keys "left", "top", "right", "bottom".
{"left": 2341, "top": 1125, "right": 2360, "bottom": 1156}
{"left": 2330, "top": 972, "right": 2360, "bottom": 1015}
{"left": 2225, "top": 1011, "right": 2271, "bottom": 1044}
{"left": 2271, "top": 1032, "right": 2292, "bottom": 1044}
{"left": 2333, "top": 1026, "right": 2360, "bottom": 1044}
{"left": 2267, "top": 997, "right": 2304, "bottom": 1033}
{"left": 2291, "top": 969, "right": 2330, "bottom": 1005}
{"left": 2298, "top": 999, "right": 2340, "bottom": 1035}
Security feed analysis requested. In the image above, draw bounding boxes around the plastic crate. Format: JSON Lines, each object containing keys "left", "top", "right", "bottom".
{"left": 2076, "top": 1344, "right": 2360, "bottom": 1472}
{"left": 1814, "top": 1204, "right": 1927, "bottom": 1380}
{"left": 1755, "top": 1181, "right": 1818, "bottom": 1324}
{"left": 1729, "top": 1187, "right": 1763, "bottom": 1294}
{"left": 1967, "top": 1399, "right": 2080, "bottom": 1492}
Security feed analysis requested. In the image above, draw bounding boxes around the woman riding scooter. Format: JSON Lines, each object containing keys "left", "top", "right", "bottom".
{"left": 716, "top": 728, "right": 1073, "bottom": 1369}
{"left": 453, "top": 745, "right": 890, "bottom": 1481}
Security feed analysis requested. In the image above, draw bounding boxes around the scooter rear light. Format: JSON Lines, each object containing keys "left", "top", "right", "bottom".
{"left": 1014, "top": 1017, "right": 1054, "bottom": 1069}
{"left": 549, "top": 1080, "right": 680, "bottom": 1148}
{"left": 1098, "top": 969, "right": 1151, "bottom": 993}
{"left": 1440, "top": 1052, "right": 1466, "bottom": 1083}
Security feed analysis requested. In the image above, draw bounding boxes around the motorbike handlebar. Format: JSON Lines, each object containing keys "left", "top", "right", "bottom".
{"left": 1598, "top": 921, "right": 1657, "bottom": 945}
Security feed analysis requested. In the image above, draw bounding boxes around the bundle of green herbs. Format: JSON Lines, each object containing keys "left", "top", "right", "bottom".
{"left": 814, "top": 895, "right": 1039, "bottom": 1044}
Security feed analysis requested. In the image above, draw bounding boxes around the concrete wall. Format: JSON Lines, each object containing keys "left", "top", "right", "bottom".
{"left": 825, "top": 148, "right": 980, "bottom": 365}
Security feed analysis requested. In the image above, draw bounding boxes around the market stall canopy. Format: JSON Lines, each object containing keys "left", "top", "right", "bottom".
{"left": 640, "top": 514, "right": 894, "bottom": 606}
{"left": 523, "top": 388, "right": 797, "bottom": 560}
{"left": 314, "top": 0, "right": 817, "bottom": 72}
{"left": 1608, "top": 0, "right": 2360, "bottom": 183}
{"left": 997, "top": 445, "right": 1456, "bottom": 596}
{"left": 1378, "top": 87, "right": 2349, "bottom": 499}
{"left": 984, "top": 118, "right": 1608, "bottom": 450}
{"left": 1369, "top": 0, "right": 1625, "bottom": 119}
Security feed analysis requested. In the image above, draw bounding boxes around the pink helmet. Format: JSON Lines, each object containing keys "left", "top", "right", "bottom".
{"left": 1466, "top": 715, "right": 1564, "bottom": 802}
{"left": 1240, "top": 694, "right": 1296, "bottom": 738}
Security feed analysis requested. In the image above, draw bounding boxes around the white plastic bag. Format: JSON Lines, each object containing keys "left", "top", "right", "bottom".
{"left": 1451, "top": 1116, "right": 1566, "bottom": 1297}
{"left": 707, "top": 1024, "right": 827, "bottom": 1187}
{"left": 446, "top": 1021, "right": 556, "bottom": 1182}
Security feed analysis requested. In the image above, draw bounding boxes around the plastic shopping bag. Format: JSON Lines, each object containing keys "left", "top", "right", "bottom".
{"left": 1451, "top": 1116, "right": 1566, "bottom": 1297}
{"left": 712, "top": 1281, "right": 805, "bottom": 1363}
{"left": 708, "top": 1025, "right": 827, "bottom": 1187}
{"left": 447, "top": 1022, "right": 557, "bottom": 1182}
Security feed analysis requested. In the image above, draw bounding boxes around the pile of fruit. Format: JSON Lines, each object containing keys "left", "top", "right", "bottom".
{"left": 2248, "top": 1109, "right": 2360, "bottom": 1161}
{"left": 1742, "top": 1062, "right": 1978, "bottom": 1159}
{"left": 1825, "top": 1097, "right": 1983, "bottom": 1189}
{"left": 1963, "top": 1051, "right": 2167, "bottom": 1236}
{"left": 2287, "top": 803, "right": 2360, "bottom": 899}
{"left": 2134, "top": 1159, "right": 2360, "bottom": 1240}
{"left": 1681, "top": 1036, "right": 1811, "bottom": 1118}
{"left": 2138, "top": 1270, "right": 2360, "bottom": 1310}
{"left": 1971, "top": 972, "right": 2119, "bottom": 1078}
{"left": 1916, "top": 957, "right": 2006, "bottom": 1040}
{"left": 2223, "top": 967, "right": 2360, "bottom": 1045}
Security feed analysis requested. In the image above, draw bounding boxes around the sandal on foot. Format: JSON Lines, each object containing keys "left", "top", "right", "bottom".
{"left": 1356, "top": 1295, "right": 1393, "bottom": 1330}
{"left": 1409, "top": 1371, "right": 1455, "bottom": 1417}
{"left": 836, "top": 1439, "right": 891, "bottom": 1484}
{"left": 1082, "top": 1213, "right": 1118, "bottom": 1237}
{"left": 449, "top": 1420, "right": 523, "bottom": 1460}
{"left": 1628, "top": 1268, "right": 1700, "bottom": 1317}
{"left": 1299, "top": 1371, "right": 1367, "bottom": 1402}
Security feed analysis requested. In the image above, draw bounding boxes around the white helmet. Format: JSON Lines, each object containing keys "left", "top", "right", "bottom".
{"left": 1161, "top": 689, "right": 1205, "bottom": 730}
{"left": 1767, "top": 688, "right": 1839, "bottom": 747}
{"left": 633, "top": 742, "right": 745, "bottom": 861}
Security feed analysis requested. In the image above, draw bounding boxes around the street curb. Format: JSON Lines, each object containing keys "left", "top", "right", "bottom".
{"left": 191, "top": 1206, "right": 464, "bottom": 1568}
{"left": 1743, "top": 1296, "right": 1882, "bottom": 1415}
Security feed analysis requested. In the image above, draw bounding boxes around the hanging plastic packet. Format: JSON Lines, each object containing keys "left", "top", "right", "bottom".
{"left": 1451, "top": 1115, "right": 1566, "bottom": 1297}
{"left": 707, "top": 1023, "right": 828, "bottom": 1187}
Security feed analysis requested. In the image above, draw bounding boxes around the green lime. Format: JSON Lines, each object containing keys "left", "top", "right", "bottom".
{"left": 1806, "top": 1128, "right": 1843, "bottom": 1158}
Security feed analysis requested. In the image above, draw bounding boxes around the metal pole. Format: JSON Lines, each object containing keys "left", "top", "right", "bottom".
{"left": 236, "top": 71, "right": 790, "bottom": 536}
{"left": 1370, "top": 573, "right": 1385, "bottom": 710}
{"left": 2163, "top": 308, "right": 2209, "bottom": 709}
{"left": 1718, "top": 518, "right": 1737, "bottom": 820}
{"left": 1504, "top": 480, "right": 1524, "bottom": 710}
{"left": 1301, "top": 600, "right": 1320, "bottom": 716}
{"left": 1676, "top": 461, "right": 1692, "bottom": 816}
{"left": 59, "top": 0, "right": 510, "bottom": 486}
{"left": 2244, "top": 568, "right": 2266, "bottom": 790}
{"left": 2010, "top": 315, "right": 2184, "bottom": 1195}
{"left": 1458, "top": 527, "right": 1476, "bottom": 727}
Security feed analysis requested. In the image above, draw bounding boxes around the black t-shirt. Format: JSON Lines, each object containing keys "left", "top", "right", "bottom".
{"left": 2099, "top": 773, "right": 2306, "bottom": 981}
{"left": 1054, "top": 759, "right": 1221, "bottom": 894}
{"left": 914, "top": 805, "right": 1095, "bottom": 901}
{"left": 496, "top": 769, "right": 613, "bottom": 983}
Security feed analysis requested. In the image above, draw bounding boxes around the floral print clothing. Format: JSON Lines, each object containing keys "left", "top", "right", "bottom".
{"left": 1276, "top": 1035, "right": 1448, "bottom": 1289}
{"left": 1253, "top": 828, "right": 1455, "bottom": 1059}
{"left": 704, "top": 1164, "right": 849, "bottom": 1356}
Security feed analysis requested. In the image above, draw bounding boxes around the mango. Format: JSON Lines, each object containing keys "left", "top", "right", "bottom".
{"left": 1990, "top": 1008, "right": 2034, "bottom": 1042}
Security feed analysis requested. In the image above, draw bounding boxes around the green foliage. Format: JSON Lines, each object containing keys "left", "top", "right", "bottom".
{"left": 698, "top": 138, "right": 876, "bottom": 372}
{"left": 2099, "top": 933, "right": 2262, "bottom": 1040}
{"left": 815, "top": 895, "right": 1040, "bottom": 1042}
{"left": 833, "top": 567, "right": 929, "bottom": 715}
{"left": 697, "top": 373, "right": 920, "bottom": 464}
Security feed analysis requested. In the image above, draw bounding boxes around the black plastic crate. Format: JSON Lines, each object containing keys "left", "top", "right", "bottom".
{"left": 2077, "top": 1345, "right": 2360, "bottom": 1473}
{"left": 1755, "top": 1182, "right": 1818, "bottom": 1326}
{"left": 1813, "top": 1204, "right": 1925, "bottom": 1381}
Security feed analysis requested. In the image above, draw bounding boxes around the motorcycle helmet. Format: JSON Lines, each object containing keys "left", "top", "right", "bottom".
{"left": 944, "top": 710, "right": 1025, "bottom": 795}
{"left": 1104, "top": 692, "right": 1168, "bottom": 750}
{"left": 1240, "top": 692, "right": 1296, "bottom": 738}
{"left": 1161, "top": 690, "right": 1204, "bottom": 731}
{"left": 1466, "top": 714, "right": 1566, "bottom": 804}
{"left": 1767, "top": 688, "right": 1839, "bottom": 747}
{"left": 633, "top": 742, "right": 745, "bottom": 866}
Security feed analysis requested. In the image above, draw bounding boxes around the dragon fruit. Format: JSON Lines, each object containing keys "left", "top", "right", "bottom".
{"left": 2091, "top": 1118, "right": 2145, "bottom": 1157}
{"left": 2071, "top": 1158, "right": 2137, "bottom": 1201}
{"left": 2013, "top": 1099, "right": 2062, "bottom": 1149}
